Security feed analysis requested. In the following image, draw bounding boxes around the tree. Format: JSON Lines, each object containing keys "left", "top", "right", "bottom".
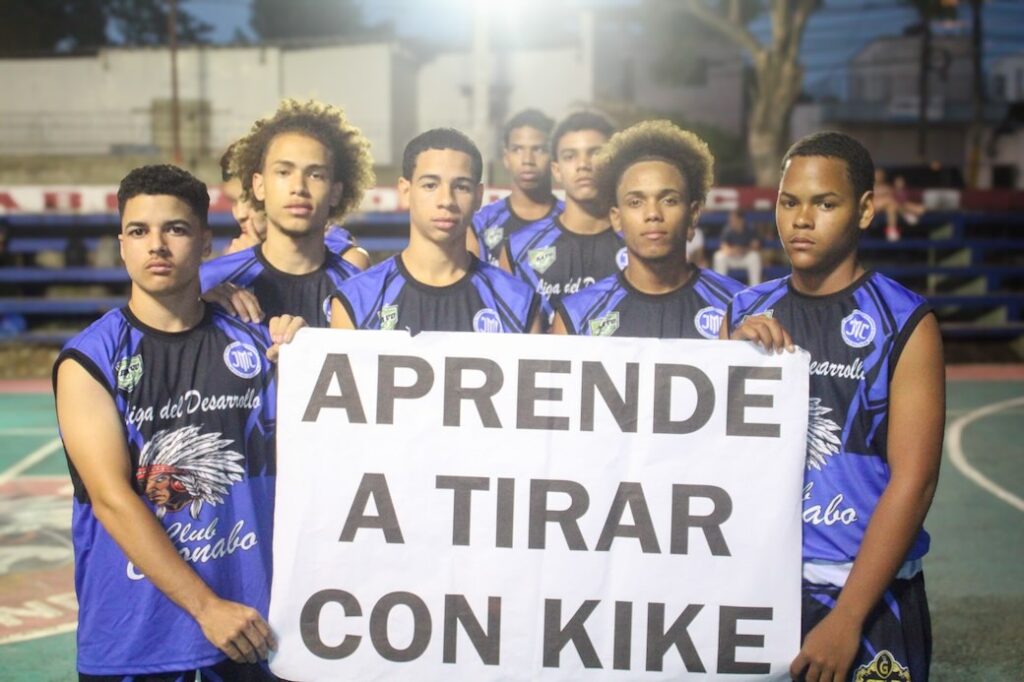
{"left": 107, "top": 0, "right": 212, "bottom": 46}
{"left": 0, "top": 0, "right": 108, "bottom": 54}
{"left": 686, "top": 0, "right": 821, "bottom": 186}
{"left": 250, "top": 0, "right": 369, "bottom": 42}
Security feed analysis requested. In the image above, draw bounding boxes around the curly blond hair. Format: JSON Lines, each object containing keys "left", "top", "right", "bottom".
{"left": 594, "top": 120, "right": 714, "bottom": 213}
{"left": 232, "top": 99, "right": 375, "bottom": 221}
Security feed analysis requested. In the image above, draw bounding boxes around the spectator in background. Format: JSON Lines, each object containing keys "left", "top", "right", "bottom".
{"left": 686, "top": 225, "right": 708, "bottom": 268}
{"left": 874, "top": 169, "right": 925, "bottom": 242}
{"left": 219, "top": 143, "right": 268, "bottom": 255}
{"left": 713, "top": 209, "right": 762, "bottom": 285}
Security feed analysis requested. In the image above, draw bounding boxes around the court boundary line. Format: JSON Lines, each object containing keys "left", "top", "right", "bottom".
{"left": 947, "top": 395, "right": 1024, "bottom": 513}
{"left": 0, "top": 437, "right": 62, "bottom": 487}
{"left": 0, "top": 622, "right": 76, "bottom": 647}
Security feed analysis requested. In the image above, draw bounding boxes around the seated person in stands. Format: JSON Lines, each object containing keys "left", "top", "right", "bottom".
{"left": 713, "top": 209, "right": 762, "bottom": 285}
{"left": 873, "top": 169, "right": 925, "bottom": 242}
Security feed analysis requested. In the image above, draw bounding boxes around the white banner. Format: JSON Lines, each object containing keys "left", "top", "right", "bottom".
{"left": 270, "top": 330, "right": 809, "bottom": 681}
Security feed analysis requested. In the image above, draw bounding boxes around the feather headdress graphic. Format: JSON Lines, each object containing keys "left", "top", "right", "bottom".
{"left": 806, "top": 397, "right": 843, "bottom": 471}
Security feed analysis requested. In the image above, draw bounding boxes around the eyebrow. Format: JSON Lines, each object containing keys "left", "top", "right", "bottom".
{"left": 417, "top": 174, "right": 475, "bottom": 184}
{"left": 779, "top": 190, "right": 842, "bottom": 201}
{"left": 623, "top": 188, "right": 681, "bottom": 197}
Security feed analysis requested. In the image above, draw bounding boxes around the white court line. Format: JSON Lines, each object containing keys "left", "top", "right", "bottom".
{"left": 947, "top": 395, "right": 1024, "bottom": 513}
{"left": 0, "top": 622, "right": 76, "bottom": 646}
{"left": 0, "top": 428, "right": 58, "bottom": 436}
{"left": 0, "top": 437, "right": 63, "bottom": 487}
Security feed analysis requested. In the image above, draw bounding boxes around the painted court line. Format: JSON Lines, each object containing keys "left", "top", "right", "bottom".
{"left": 0, "top": 437, "right": 63, "bottom": 486}
{"left": 0, "top": 622, "right": 76, "bottom": 646}
{"left": 0, "top": 428, "right": 58, "bottom": 436}
{"left": 947, "top": 395, "right": 1024, "bottom": 513}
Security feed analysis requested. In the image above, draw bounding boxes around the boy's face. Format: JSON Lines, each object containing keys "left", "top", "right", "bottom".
{"left": 400, "top": 147, "right": 482, "bottom": 246}
{"left": 776, "top": 155, "right": 873, "bottom": 275}
{"left": 610, "top": 159, "right": 697, "bottom": 264}
{"left": 503, "top": 126, "right": 551, "bottom": 193}
{"left": 552, "top": 129, "right": 608, "bottom": 203}
{"left": 119, "top": 194, "right": 210, "bottom": 298}
{"left": 253, "top": 131, "right": 342, "bottom": 238}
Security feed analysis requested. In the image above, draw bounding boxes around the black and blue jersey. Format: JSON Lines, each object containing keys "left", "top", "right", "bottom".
{"left": 334, "top": 254, "right": 538, "bottom": 334}
{"left": 472, "top": 196, "right": 564, "bottom": 266}
{"left": 53, "top": 305, "right": 276, "bottom": 676}
{"left": 504, "top": 216, "right": 627, "bottom": 322}
{"left": 728, "top": 271, "right": 932, "bottom": 568}
{"left": 200, "top": 244, "right": 360, "bottom": 327}
{"left": 324, "top": 224, "right": 358, "bottom": 257}
{"left": 557, "top": 268, "right": 743, "bottom": 338}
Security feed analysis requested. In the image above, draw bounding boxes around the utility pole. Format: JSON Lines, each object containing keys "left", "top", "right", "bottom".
{"left": 967, "top": 0, "right": 985, "bottom": 187}
{"left": 168, "top": 0, "right": 182, "bottom": 165}
{"left": 917, "top": 1, "right": 932, "bottom": 159}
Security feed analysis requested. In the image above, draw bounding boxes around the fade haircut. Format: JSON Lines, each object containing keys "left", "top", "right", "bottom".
{"left": 782, "top": 131, "right": 875, "bottom": 200}
{"left": 233, "top": 99, "right": 375, "bottom": 221}
{"left": 595, "top": 120, "right": 714, "bottom": 214}
{"left": 551, "top": 110, "right": 616, "bottom": 156}
{"left": 402, "top": 128, "right": 483, "bottom": 184}
{"left": 219, "top": 142, "right": 236, "bottom": 182}
{"left": 117, "top": 164, "right": 210, "bottom": 229}
{"left": 503, "top": 109, "right": 555, "bottom": 147}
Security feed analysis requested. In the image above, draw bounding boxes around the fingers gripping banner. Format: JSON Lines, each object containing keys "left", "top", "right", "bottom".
{"left": 270, "top": 330, "right": 809, "bottom": 681}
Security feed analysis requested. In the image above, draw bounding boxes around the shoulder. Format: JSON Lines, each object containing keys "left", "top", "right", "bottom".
{"left": 473, "top": 197, "right": 510, "bottom": 228}
{"left": 324, "top": 225, "right": 355, "bottom": 254}
{"left": 54, "top": 308, "right": 133, "bottom": 394}
{"left": 200, "top": 246, "right": 260, "bottom": 290}
{"left": 473, "top": 259, "right": 534, "bottom": 298}
{"left": 696, "top": 268, "right": 745, "bottom": 300}
{"left": 209, "top": 307, "right": 272, "bottom": 351}
{"left": 324, "top": 251, "right": 363, "bottom": 281}
{"left": 729, "top": 276, "right": 791, "bottom": 313}
{"left": 337, "top": 256, "right": 399, "bottom": 296}
{"left": 565, "top": 273, "right": 619, "bottom": 308}
{"left": 862, "top": 271, "right": 929, "bottom": 313}
{"left": 507, "top": 215, "right": 559, "bottom": 256}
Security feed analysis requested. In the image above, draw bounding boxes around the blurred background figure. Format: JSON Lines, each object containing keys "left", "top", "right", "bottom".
{"left": 219, "top": 143, "right": 268, "bottom": 255}
{"left": 713, "top": 209, "right": 761, "bottom": 285}
{"left": 686, "top": 225, "right": 708, "bottom": 269}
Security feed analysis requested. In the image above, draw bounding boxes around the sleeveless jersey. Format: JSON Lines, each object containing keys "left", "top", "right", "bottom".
{"left": 53, "top": 305, "right": 276, "bottom": 675}
{"left": 504, "top": 216, "right": 627, "bottom": 322}
{"left": 324, "top": 224, "right": 358, "bottom": 257}
{"left": 728, "top": 271, "right": 932, "bottom": 565}
{"left": 334, "top": 254, "right": 538, "bottom": 334}
{"left": 472, "top": 196, "right": 564, "bottom": 266}
{"left": 200, "top": 244, "right": 360, "bottom": 327}
{"left": 557, "top": 268, "right": 743, "bottom": 339}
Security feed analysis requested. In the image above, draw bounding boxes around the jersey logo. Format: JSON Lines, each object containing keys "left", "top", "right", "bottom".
{"left": 115, "top": 354, "right": 143, "bottom": 392}
{"left": 473, "top": 308, "right": 503, "bottom": 333}
{"left": 528, "top": 246, "right": 557, "bottom": 274}
{"left": 739, "top": 309, "right": 773, "bottom": 326}
{"left": 694, "top": 306, "right": 725, "bottom": 339}
{"left": 379, "top": 304, "right": 399, "bottom": 330}
{"left": 135, "top": 425, "right": 245, "bottom": 519}
{"left": 588, "top": 311, "right": 620, "bottom": 336}
{"left": 323, "top": 296, "right": 333, "bottom": 323}
{"left": 806, "top": 397, "right": 843, "bottom": 470}
{"left": 841, "top": 309, "right": 876, "bottom": 348}
{"left": 616, "top": 247, "right": 629, "bottom": 270}
{"left": 223, "top": 342, "right": 261, "bottom": 379}
{"left": 854, "top": 650, "right": 911, "bottom": 682}
{"left": 483, "top": 226, "right": 505, "bottom": 250}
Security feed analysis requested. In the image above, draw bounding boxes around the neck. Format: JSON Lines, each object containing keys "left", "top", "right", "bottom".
{"left": 128, "top": 285, "right": 205, "bottom": 333}
{"left": 508, "top": 185, "right": 554, "bottom": 221}
{"left": 791, "top": 256, "right": 865, "bottom": 296}
{"left": 624, "top": 255, "right": 694, "bottom": 294}
{"left": 402, "top": 230, "right": 472, "bottom": 286}
{"left": 560, "top": 197, "right": 609, "bottom": 235}
{"left": 262, "top": 225, "right": 325, "bottom": 275}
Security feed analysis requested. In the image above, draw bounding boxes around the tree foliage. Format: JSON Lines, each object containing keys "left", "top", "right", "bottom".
{"left": 107, "top": 0, "right": 213, "bottom": 46}
{"left": 249, "top": 0, "right": 368, "bottom": 42}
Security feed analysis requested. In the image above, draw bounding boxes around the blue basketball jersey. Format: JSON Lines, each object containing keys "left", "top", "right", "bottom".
{"left": 53, "top": 305, "right": 276, "bottom": 675}
{"left": 334, "top": 254, "right": 538, "bottom": 334}
{"left": 728, "top": 271, "right": 932, "bottom": 566}
{"left": 324, "top": 224, "right": 358, "bottom": 257}
{"left": 504, "top": 216, "right": 627, "bottom": 322}
{"left": 200, "top": 244, "right": 360, "bottom": 327}
{"left": 557, "top": 268, "right": 743, "bottom": 339}
{"left": 472, "top": 196, "right": 564, "bottom": 266}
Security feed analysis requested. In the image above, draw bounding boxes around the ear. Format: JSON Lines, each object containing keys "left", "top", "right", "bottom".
{"left": 551, "top": 159, "right": 564, "bottom": 187}
{"left": 472, "top": 183, "right": 484, "bottom": 214}
{"left": 252, "top": 172, "right": 266, "bottom": 202}
{"left": 502, "top": 148, "right": 513, "bottom": 173}
{"left": 118, "top": 233, "right": 125, "bottom": 262}
{"left": 858, "top": 190, "right": 875, "bottom": 231}
{"left": 609, "top": 205, "right": 622, "bottom": 232}
{"left": 397, "top": 177, "right": 411, "bottom": 211}
{"left": 201, "top": 227, "right": 212, "bottom": 258}
{"left": 687, "top": 201, "right": 702, "bottom": 240}
{"left": 329, "top": 181, "right": 344, "bottom": 210}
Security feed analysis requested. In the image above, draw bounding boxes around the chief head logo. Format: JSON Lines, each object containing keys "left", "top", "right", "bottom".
{"left": 807, "top": 397, "right": 843, "bottom": 470}
{"left": 135, "top": 425, "right": 245, "bottom": 519}
{"left": 116, "top": 354, "right": 143, "bottom": 392}
{"left": 473, "top": 308, "right": 503, "bottom": 333}
{"left": 588, "top": 311, "right": 620, "bottom": 337}
{"left": 694, "top": 306, "right": 725, "bottom": 339}
{"left": 841, "top": 309, "right": 876, "bottom": 348}
{"left": 483, "top": 226, "right": 505, "bottom": 250}
{"left": 528, "top": 246, "right": 557, "bottom": 274}
{"left": 616, "top": 247, "right": 629, "bottom": 270}
{"left": 854, "top": 650, "right": 911, "bottom": 682}
{"left": 223, "top": 342, "right": 261, "bottom": 379}
{"left": 379, "top": 304, "right": 399, "bottom": 330}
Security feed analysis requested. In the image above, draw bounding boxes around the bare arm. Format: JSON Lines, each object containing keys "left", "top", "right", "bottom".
{"left": 55, "top": 360, "right": 275, "bottom": 663}
{"left": 341, "top": 246, "right": 372, "bottom": 271}
{"left": 498, "top": 243, "right": 515, "bottom": 274}
{"left": 466, "top": 228, "right": 481, "bottom": 260}
{"left": 548, "top": 311, "right": 569, "bottom": 335}
{"left": 791, "top": 313, "right": 944, "bottom": 682}
{"left": 330, "top": 297, "right": 356, "bottom": 330}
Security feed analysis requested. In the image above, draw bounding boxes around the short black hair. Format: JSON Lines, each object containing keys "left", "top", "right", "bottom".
{"left": 402, "top": 128, "right": 483, "bottom": 184}
{"left": 595, "top": 120, "right": 714, "bottom": 212}
{"left": 503, "top": 109, "right": 555, "bottom": 147}
{"left": 782, "top": 131, "right": 875, "bottom": 200}
{"left": 117, "top": 164, "right": 210, "bottom": 229}
{"left": 551, "top": 110, "right": 616, "bottom": 156}
{"left": 219, "top": 142, "right": 237, "bottom": 182}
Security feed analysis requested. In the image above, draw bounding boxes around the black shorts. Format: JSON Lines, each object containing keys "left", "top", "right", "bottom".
{"left": 79, "top": 659, "right": 279, "bottom": 682}
{"left": 803, "top": 572, "right": 931, "bottom": 682}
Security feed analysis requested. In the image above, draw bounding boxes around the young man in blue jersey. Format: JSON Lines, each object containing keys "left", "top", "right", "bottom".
{"left": 54, "top": 165, "right": 303, "bottom": 680}
{"left": 724, "top": 132, "right": 944, "bottom": 682}
{"left": 468, "top": 108, "right": 564, "bottom": 265}
{"left": 499, "top": 110, "right": 626, "bottom": 325}
{"left": 331, "top": 128, "right": 540, "bottom": 334}
{"left": 551, "top": 120, "right": 742, "bottom": 338}
{"left": 202, "top": 99, "right": 374, "bottom": 326}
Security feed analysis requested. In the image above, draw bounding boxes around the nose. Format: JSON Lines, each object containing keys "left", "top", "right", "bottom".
{"left": 437, "top": 183, "right": 457, "bottom": 209}
{"left": 290, "top": 172, "right": 310, "bottom": 196}
{"left": 147, "top": 228, "right": 169, "bottom": 253}
{"left": 644, "top": 200, "right": 663, "bottom": 222}
{"left": 794, "top": 204, "right": 813, "bottom": 229}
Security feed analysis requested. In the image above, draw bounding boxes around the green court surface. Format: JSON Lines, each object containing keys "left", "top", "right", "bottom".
{"left": 0, "top": 380, "right": 1021, "bottom": 680}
